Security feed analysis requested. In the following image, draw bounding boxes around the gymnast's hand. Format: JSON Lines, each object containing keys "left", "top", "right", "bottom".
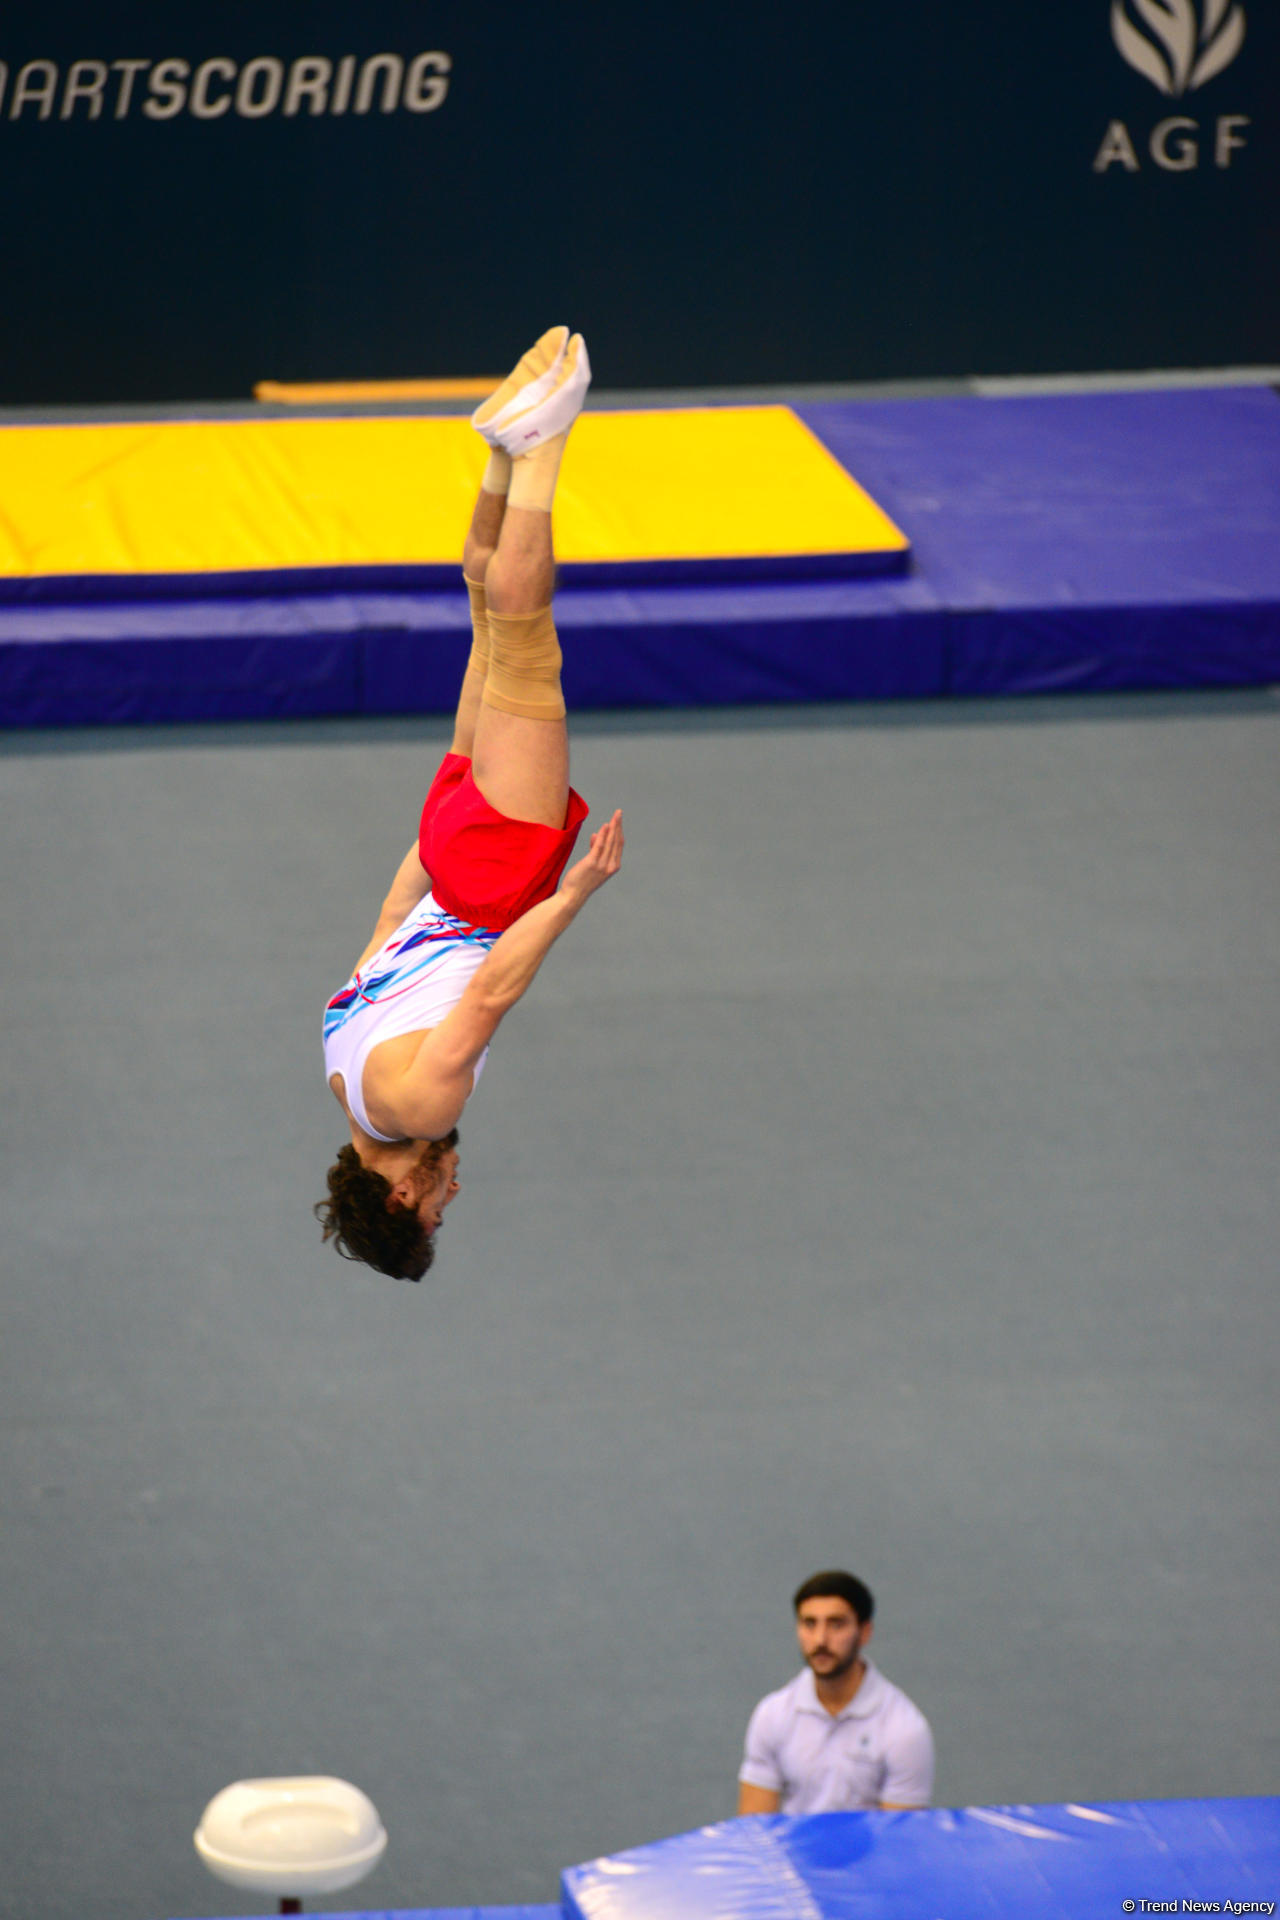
{"left": 562, "top": 810, "right": 625, "bottom": 905}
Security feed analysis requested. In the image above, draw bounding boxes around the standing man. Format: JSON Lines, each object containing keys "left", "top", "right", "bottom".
{"left": 317, "top": 327, "right": 623, "bottom": 1281}
{"left": 737, "top": 1570, "right": 934, "bottom": 1814}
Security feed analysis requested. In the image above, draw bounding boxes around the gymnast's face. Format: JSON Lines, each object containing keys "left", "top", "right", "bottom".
{"left": 413, "top": 1146, "right": 461, "bottom": 1236}
{"left": 796, "top": 1597, "right": 869, "bottom": 1683}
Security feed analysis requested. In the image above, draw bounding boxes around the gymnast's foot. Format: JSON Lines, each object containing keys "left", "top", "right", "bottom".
{"left": 472, "top": 326, "right": 569, "bottom": 447}
{"left": 499, "top": 333, "right": 591, "bottom": 513}
{"left": 493, "top": 332, "right": 591, "bottom": 457}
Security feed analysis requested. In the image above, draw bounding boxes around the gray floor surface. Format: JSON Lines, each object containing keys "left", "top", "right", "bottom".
{"left": 2, "top": 691, "right": 1278, "bottom": 1920}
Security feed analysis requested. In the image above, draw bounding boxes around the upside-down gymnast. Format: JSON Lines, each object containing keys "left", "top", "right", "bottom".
{"left": 317, "top": 329, "right": 623, "bottom": 1280}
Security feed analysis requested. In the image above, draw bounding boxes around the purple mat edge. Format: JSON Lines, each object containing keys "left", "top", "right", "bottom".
{"left": 0, "top": 545, "right": 910, "bottom": 606}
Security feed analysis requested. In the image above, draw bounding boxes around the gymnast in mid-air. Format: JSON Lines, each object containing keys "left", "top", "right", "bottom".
{"left": 317, "top": 328, "right": 623, "bottom": 1280}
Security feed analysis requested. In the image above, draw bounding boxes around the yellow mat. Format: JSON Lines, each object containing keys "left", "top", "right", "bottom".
{"left": 0, "top": 406, "right": 907, "bottom": 579}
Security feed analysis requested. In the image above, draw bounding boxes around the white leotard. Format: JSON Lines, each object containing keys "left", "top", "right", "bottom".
{"left": 323, "top": 892, "right": 499, "bottom": 1143}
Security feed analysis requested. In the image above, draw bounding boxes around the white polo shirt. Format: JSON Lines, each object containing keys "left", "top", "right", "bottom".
{"left": 739, "top": 1660, "right": 934, "bottom": 1813}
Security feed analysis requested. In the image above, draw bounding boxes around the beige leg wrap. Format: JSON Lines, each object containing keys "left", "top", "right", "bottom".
{"left": 481, "top": 605, "right": 565, "bottom": 720}
{"left": 481, "top": 447, "right": 512, "bottom": 496}
{"left": 508, "top": 434, "right": 567, "bottom": 514}
{"left": 463, "top": 576, "right": 491, "bottom": 680}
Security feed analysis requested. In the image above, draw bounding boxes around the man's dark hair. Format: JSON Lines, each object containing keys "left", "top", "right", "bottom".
{"left": 793, "top": 1570, "right": 875, "bottom": 1625}
{"left": 314, "top": 1130, "right": 458, "bottom": 1282}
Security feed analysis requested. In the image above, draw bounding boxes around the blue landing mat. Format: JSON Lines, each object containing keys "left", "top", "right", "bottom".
{"left": 4, "top": 390, "right": 1278, "bottom": 726}
{"left": 562, "top": 1797, "right": 1280, "bottom": 1920}
{"left": 798, "top": 387, "right": 1280, "bottom": 700}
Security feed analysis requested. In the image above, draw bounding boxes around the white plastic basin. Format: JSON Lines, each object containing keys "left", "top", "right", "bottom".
{"left": 194, "top": 1775, "right": 387, "bottom": 1894}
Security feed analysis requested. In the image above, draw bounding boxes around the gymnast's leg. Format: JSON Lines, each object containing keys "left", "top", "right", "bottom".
{"left": 464, "top": 330, "right": 590, "bottom": 829}
{"left": 451, "top": 455, "right": 509, "bottom": 762}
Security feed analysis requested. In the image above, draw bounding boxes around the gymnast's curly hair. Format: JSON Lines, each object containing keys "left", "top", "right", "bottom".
{"left": 314, "top": 1130, "right": 458, "bottom": 1283}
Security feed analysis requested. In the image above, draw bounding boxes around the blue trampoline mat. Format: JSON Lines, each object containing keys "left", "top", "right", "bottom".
{"left": 5, "top": 388, "right": 1279, "bottom": 725}
{"left": 562, "top": 1797, "right": 1280, "bottom": 1920}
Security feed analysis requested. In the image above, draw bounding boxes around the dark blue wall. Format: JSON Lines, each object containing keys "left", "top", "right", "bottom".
{"left": 1, "top": 0, "right": 1275, "bottom": 402}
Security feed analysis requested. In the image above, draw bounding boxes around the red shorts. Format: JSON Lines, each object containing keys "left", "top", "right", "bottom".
{"left": 418, "top": 753, "right": 589, "bottom": 931}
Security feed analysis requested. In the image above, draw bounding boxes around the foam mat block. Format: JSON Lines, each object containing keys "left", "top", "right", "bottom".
{"left": 6, "top": 389, "right": 1274, "bottom": 726}
{"left": 0, "top": 407, "right": 907, "bottom": 596}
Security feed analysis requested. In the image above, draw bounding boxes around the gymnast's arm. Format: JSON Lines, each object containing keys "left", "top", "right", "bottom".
{"left": 352, "top": 842, "right": 433, "bottom": 973}
{"left": 376, "top": 812, "right": 625, "bottom": 1137}
{"left": 466, "top": 808, "right": 623, "bottom": 1017}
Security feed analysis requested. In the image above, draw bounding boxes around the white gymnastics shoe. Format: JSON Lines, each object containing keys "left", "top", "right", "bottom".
{"left": 493, "top": 332, "right": 591, "bottom": 455}
{"left": 471, "top": 326, "right": 569, "bottom": 446}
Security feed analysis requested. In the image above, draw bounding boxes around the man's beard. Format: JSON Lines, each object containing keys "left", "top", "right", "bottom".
{"left": 411, "top": 1146, "right": 442, "bottom": 1189}
{"left": 808, "top": 1645, "right": 859, "bottom": 1681}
